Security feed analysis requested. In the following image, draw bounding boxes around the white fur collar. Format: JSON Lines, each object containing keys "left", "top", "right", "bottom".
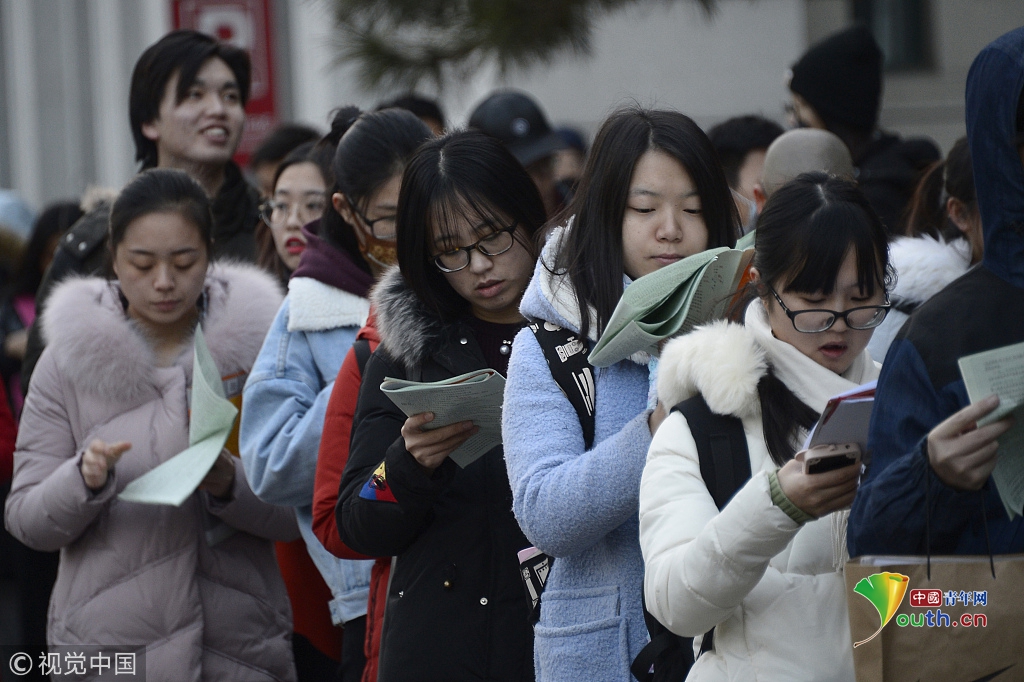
{"left": 41, "top": 262, "right": 283, "bottom": 404}
{"left": 657, "top": 300, "right": 879, "bottom": 417}
{"left": 889, "top": 235, "right": 971, "bottom": 306}
{"left": 286, "top": 276, "right": 370, "bottom": 332}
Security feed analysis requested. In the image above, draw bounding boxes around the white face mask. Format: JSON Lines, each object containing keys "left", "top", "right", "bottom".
{"left": 731, "top": 189, "right": 758, "bottom": 235}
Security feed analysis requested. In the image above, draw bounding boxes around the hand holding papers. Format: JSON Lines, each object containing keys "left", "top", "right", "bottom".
{"left": 589, "top": 247, "right": 753, "bottom": 367}
{"left": 381, "top": 369, "right": 506, "bottom": 468}
{"left": 958, "top": 341, "right": 1024, "bottom": 518}
{"left": 119, "top": 325, "right": 239, "bottom": 506}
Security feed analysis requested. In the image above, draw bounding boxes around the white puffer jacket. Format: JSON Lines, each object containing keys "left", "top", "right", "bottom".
{"left": 639, "top": 300, "right": 879, "bottom": 682}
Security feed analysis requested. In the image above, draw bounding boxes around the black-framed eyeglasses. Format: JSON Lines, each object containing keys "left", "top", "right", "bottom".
{"left": 766, "top": 283, "right": 890, "bottom": 333}
{"left": 346, "top": 195, "right": 397, "bottom": 241}
{"left": 259, "top": 195, "right": 327, "bottom": 227}
{"left": 433, "top": 223, "right": 518, "bottom": 273}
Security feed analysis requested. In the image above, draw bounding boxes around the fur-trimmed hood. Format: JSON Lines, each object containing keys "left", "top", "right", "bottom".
{"left": 657, "top": 300, "right": 879, "bottom": 418}
{"left": 41, "top": 261, "right": 283, "bottom": 404}
{"left": 370, "top": 266, "right": 448, "bottom": 374}
{"left": 888, "top": 234, "right": 972, "bottom": 308}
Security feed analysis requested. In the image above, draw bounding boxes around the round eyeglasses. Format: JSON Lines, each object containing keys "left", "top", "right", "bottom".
{"left": 433, "top": 224, "right": 518, "bottom": 273}
{"left": 259, "top": 195, "right": 326, "bottom": 228}
{"left": 766, "top": 283, "right": 890, "bottom": 333}
{"left": 346, "top": 195, "right": 398, "bottom": 241}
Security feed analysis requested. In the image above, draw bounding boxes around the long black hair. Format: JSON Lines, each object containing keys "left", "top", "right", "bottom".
{"left": 396, "top": 130, "right": 546, "bottom": 322}
{"left": 316, "top": 107, "right": 432, "bottom": 274}
{"left": 902, "top": 137, "right": 975, "bottom": 241}
{"left": 11, "top": 201, "right": 84, "bottom": 297}
{"left": 750, "top": 171, "right": 892, "bottom": 465}
{"left": 553, "top": 106, "right": 738, "bottom": 340}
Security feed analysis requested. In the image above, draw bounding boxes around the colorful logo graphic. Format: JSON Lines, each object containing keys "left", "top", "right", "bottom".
{"left": 852, "top": 572, "right": 910, "bottom": 647}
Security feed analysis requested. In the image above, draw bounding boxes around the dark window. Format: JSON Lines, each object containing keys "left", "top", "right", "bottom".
{"left": 853, "top": 0, "right": 932, "bottom": 71}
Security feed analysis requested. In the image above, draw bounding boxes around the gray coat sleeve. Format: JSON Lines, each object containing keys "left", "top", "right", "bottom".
{"left": 4, "top": 349, "right": 117, "bottom": 551}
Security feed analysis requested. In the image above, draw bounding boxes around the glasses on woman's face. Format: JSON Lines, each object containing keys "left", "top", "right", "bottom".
{"left": 346, "top": 195, "right": 398, "bottom": 241}
{"left": 766, "top": 283, "right": 890, "bottom": 333}
{"left": 433, "top": 223, "right": 518, "bottom": 273}
{"left": 260, "top": 195, "right": 326, "bottom": 228}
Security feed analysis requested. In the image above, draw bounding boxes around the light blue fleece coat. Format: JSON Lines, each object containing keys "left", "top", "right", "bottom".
{"left": 240, "top": 276, "right": 374, "bottom": 625}
{"left": 503, "top": 229, "right": 653, "bottom": 682}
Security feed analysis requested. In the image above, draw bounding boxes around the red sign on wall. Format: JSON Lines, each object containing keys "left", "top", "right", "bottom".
{"left": 172, "top": 0, "right": 278, "bottom": 167}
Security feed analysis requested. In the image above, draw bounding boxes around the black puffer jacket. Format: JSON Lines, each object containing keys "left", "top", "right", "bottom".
{"left": 337, "top": 267, "right": 534, "bottom": 682}
{"left": 856, "top": 132, "right": 940, "bottom": 234}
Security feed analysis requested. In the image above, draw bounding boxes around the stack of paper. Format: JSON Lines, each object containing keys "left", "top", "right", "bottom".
{"left": 119, "top": 326, "right": 239, "bottom": 506}
{"left": 381, "top": 369, "right": 506, "bottom": 468}
{"left": 589, "top": 247, "right": 754, "bottom": 367}
{"left": 803, "top": 381, "right": 876, "bottom": 456}
{"left": 958, "top": 341, "right": 1024, "bottom": 519}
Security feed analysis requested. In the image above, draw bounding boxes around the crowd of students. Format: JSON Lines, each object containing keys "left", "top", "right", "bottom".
{"left": 2, "top": 19, "right": 1023, "bottom": 682}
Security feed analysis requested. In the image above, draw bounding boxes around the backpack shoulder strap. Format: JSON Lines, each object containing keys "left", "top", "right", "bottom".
{"left": 672, "top": 394, "right": 751, "bottom": 510}
{"left": 628, "top": 393, "right": 751, "bottom": 677}
{"left": 352, "top": 338, "right": 373, "bottom": 376}
{"left": 529, "top": 321, "right": 596, "bottom": 450}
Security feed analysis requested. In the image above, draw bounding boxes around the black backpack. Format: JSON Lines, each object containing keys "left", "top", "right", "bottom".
{"left": 629, "top": 394, "right": 752, "bottom": 682}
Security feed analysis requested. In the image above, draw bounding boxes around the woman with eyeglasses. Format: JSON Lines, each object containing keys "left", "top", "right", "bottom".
{"left": 240, "top": 106, "right": 432, "bottom": 682}
{"left": 639, "top": 172, "right": 889, "bottom": 681}
{"left": 334, "top": 130, "right": 543, "bottom": 681}
{"left": 255, "top": 141, "right": 330, "bottom": 286}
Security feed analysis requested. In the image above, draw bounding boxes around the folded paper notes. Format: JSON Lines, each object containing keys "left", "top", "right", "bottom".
{"left": 589, "top": 247, "right": 753, "bottom": 367}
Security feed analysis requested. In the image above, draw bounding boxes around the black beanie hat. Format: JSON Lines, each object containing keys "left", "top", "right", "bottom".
{"left": 789, "top": 25, "right": 883, "bottom": 132}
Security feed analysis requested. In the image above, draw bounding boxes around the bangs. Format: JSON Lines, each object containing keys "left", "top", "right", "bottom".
{"left": 426, "top": 188, "right": 513, "bottom": 252}
{"left": 782, "top": 201, "right": 886, "bottom": 296}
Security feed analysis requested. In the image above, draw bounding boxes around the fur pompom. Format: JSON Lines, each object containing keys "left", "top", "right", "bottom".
{"left": 657, "top": 320, "right": 767, "bottom": 419}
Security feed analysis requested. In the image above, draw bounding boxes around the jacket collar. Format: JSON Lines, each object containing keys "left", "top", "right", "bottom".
{"left": 519, "top": 220, "right": 648, "bottom": 365}
{"left": 888, "top": 235, "right": 971, "bottom": 307}
{"left": 286, "top": 277, "right": 370, "bottom": 333}
{"left": 371, "top": 266, "right": 449, "bottom": 375}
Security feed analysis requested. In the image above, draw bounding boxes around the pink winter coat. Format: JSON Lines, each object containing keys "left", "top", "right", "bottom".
{"left": 4, "top": 262, "right": 299, "bottom": 682}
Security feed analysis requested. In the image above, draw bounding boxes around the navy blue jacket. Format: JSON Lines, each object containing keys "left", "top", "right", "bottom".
{"left": 848, "top": 27, "right": 1024, "bottom": 556}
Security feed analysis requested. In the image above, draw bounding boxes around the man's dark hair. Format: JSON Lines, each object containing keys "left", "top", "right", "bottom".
{"left": 377, "top": 94, "right": 445, "bottom": 130}
{"left": 249, "top": 123, "right": 321, "bottom": 169}
{"left": 129, "top": 30, "right": 252, "bottom": 169}
{"left": 707, "top": 115, "right": 785, "bottom": 189}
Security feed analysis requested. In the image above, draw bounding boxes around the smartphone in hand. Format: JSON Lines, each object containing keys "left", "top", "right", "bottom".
{"left": 799, "top": 443, "right": 861, "bottom": 475}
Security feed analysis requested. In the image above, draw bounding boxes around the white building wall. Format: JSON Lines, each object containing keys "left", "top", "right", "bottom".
{"left": 1, "top": 0, "right": 1023, "bottom": 211}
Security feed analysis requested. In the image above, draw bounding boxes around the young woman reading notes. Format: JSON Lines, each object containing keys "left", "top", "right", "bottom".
{"left": 502, "top": 107, "right": 738, "bottom": 682}
{"left": 639, "top": 173, "right": 891, "bottom": 681}
{"left": 336, "top": 130, "right": 545, "bottom": 681}
{"left": 4, "top": 169, "right": 298, "bottom": 681}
